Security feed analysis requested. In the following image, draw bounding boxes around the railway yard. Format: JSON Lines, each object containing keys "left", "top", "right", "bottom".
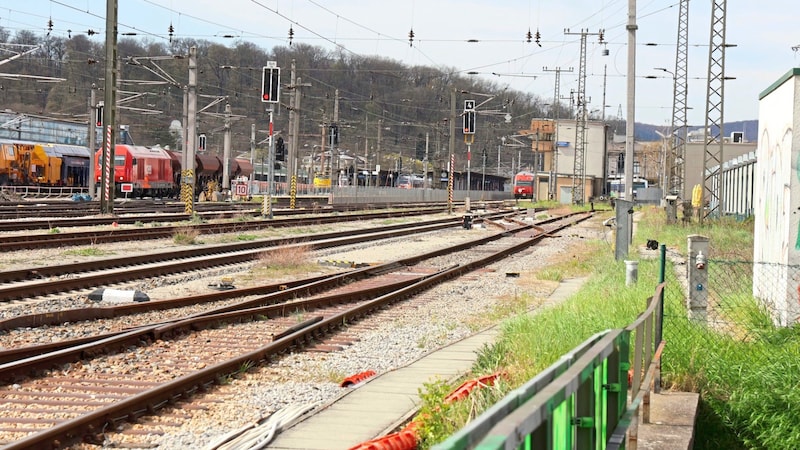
{"left": 0, "top": 199, "right": 607, "bottom": 449}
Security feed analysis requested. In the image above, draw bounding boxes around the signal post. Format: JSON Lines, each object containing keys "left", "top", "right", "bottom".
{"left": 463, "top": 100, "right": 476, "bottom": 210}
{"left": 261, "top": 62, "right": 280, "bottom": 218}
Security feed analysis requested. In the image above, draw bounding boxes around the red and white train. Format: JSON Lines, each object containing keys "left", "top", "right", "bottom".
{"left": 512, "top": 171, "right": 535, "bottom": 200}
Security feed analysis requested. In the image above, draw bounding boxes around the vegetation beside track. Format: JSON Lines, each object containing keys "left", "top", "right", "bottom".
{"left": 417, "top": 205, "right": 800, "bottom": 450}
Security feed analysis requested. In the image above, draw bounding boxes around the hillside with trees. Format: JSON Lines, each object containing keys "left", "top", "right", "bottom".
{"left": 1, "top": 27, "right": 757, "bottom": 177}
{"left": 2, "top": 28, "right": 556, "bottom": 174}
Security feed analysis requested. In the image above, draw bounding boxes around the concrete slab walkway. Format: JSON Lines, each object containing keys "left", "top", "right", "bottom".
{"left": 267, "top": 277, "right": 698, "bottom": 449}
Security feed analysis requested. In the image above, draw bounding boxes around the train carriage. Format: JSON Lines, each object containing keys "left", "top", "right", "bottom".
{"left": 195, "top": 154, "right": 222, "bottom": 185}
{"left": 0, "top": 140, "right": 22, "bottom": 185}
{"left": 230, "top": 158, "right": 254, "bottom": 180}
{"left": 164, "top": 151, "right": 254, "bottom": 198}
{"left": 397, "top": 174, "right": 424, "bottom": 189}
{"left": 513, "top": 171, "right": 535, "bottom": 199}
{"left": 42, "top": 143, "right": 91, "bottom": 186}
{"left": 17, "top": 141, "right": 61, "bottom": 186}
{"left": 0, "top": 139, "right": 60, "bottom": 185}
{"left": 166, "top": 149, "right": 182, "bottom": 186}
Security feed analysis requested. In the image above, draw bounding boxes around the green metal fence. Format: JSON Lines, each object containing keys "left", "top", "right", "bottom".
{"left": 434, "top": 283, "right": 666, "bottom": 450}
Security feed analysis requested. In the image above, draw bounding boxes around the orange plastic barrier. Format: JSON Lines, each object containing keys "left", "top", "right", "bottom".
{"left": 348, "top": 371, "right": 506, "bottom": 450}
{"left": 444, "top": 371, "right": 506, "bottom": 404}
{"left": 340, "top": 370, "right": 377, "bottom": 387}
{"left": 348, "top": 428, "right": 417, "bottom": 450}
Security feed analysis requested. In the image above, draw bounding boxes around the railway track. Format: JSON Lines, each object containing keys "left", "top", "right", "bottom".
{"left": 0, "top": 200, "right": 480, "bottom": 223}
{"left": 0, "top": 212, "right": 590, "bottom": 449}
{"left": 0, "top": 212, "right": 509, "bottom": 303}
{"left": 0, "top": 200, "right": 252, "bottom": 220}
{"left": 0, "top": 207, "right": 449, "bottom": 250}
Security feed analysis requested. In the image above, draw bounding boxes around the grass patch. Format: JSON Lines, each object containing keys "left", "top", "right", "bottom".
{"left": 415, "top": 377, "right": 511, "bottom": 449}
{"left": 620, "top": 209, "right": 795, "bottom": 448}
{"left": 532, "top": 239, "right": 611, "bottom": 282}
{"left": 172, "top": 227, "right": 200, "bottom": 245}
{"left": 62, "top": 247, "right": 113, "bottom": 257}
{"left": 634, "top": 205, "right": 753, "bottom": 259}
{"left": 421, "top": 207, "right": 792, "bottom": 449}
{"left": 380, "top": 218, "right": 413, "bottom": 225}
{"left": 418, "top": 233, "right": 650, "bottom": 444}
{"left": 251, "top": 244, "right": 318, "bottom": 277}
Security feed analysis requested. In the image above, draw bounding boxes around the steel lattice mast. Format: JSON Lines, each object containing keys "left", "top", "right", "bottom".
{"left": 564, "top": 29, "right": 604, "bottom": 205}
{"left": 668, "top": 0, "right": 690, "bottom": 198}
{"left": 544, "top": 66, "right": 573, "bottom": 200}
{"left": 701, "top": 0, "right": 729, "bottom": 221}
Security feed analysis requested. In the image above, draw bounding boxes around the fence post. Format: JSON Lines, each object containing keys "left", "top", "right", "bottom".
{"left": 655, "top": 244, "right": 666, "bottom": 393}
{"left": 687, "top": 235, "right": 709, "bottom": 323}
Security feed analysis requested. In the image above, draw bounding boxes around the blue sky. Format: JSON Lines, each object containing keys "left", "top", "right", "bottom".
{"left": 4, "top": 0, "right": 799, "bottom": 127}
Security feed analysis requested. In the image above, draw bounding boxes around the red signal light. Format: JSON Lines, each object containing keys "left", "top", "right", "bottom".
{"left": 261, "top": 66, "right": 280, "bottom": 104}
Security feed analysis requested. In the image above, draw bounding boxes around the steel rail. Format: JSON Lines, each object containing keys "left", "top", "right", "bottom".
{"left": 0, "top": 208, "right": 448, "bottom": 250}
{"left": 0, "top": 212, "right": 575, "bottom": 363}
{"left": 0, "top": 212, "right": 504, "bottom": 285}
{"left": 0, "top": 218, "right": 470, "bottom": 303}
{"left": 0, "top": 212, "right": 589, "bottom": 449}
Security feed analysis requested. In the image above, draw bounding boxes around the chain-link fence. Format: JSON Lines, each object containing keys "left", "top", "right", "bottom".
{"left": 660, "top": 248, "right": 796, "bottom": 380}
{"left": 657, "top": 246, "right": 800, "bottom": 448}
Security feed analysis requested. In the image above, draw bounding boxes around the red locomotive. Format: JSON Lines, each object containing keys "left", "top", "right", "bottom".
{"left": 95, "top": 145, "right": 176, "bottom": 198}
{"left": 513, "top": 171, "right": 535, "bottom": 200}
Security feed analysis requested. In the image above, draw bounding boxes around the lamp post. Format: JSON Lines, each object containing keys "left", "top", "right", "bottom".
{"left": 650, "top": 67, "right": 675, "bottom": 198}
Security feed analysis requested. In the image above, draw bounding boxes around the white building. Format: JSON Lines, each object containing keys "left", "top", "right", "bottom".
{"left": 753, "top": 67, "right": 800, "bottom": 326}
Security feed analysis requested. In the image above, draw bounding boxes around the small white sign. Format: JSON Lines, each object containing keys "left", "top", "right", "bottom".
{"left": 235, "top": 183, "right": 248, "bottom": 196}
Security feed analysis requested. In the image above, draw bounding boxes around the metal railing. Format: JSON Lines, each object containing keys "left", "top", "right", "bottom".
{"left": 0, "top": 185, "right": 89, "bottom": 199}
{"left": 434, "top": 283, "right": 665, "bottom": 450}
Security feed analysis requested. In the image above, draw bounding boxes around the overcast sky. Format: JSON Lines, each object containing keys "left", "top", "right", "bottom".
{"left": 5, "top": 0, "right": 800, "bottom": 129}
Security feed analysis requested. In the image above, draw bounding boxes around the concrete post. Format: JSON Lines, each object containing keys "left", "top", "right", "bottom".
{"left": 222, "top": 103, "right": 232, "bottom": 193}
{"left": 614, "top": 199, "right": 634, "bottom": 260}
{"left": 88, "top": 85, "right": 97, "bottom": 199}
{"left": 665, "top": 196, "right": 678, "bottom": 224}
{"left": 687, "top": 235, "right": 709, "bottom": 323}
{"left": 181, "top": 86, "right": 188, "bottom": 166}
{"left": 625, "top": 260, "right": 639, "bottom": 286}
{"left": 185, "top": 46, "right": 197, "bottom": 213}
{"left": 99, "top": 0, "right": 118, "bottom": 214}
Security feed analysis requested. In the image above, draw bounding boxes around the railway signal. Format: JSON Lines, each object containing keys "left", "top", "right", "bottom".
{"left": 463, "top": 110, "right": 476, "bottom": 135}
{"left": 95, "top": 102, "right": 104, "bottom": 127}
{"left": 462, "top": 99, "right": 476, "bottom": 198}
{"left": 329, "top": 124, "right": 339, "bottom": 146}
{"left": 275, "top": 137, "right": 285, "bottom": 161}
{"left": 463, "top": 100, "right": 475, "bottom": 135}
{"left": 261, "top": 66, "right": 280, "bottom": 103}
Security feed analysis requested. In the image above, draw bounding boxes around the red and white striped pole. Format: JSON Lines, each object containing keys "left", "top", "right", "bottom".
{"left": 448, "top": 153, "right": 455, "bottom": 214}
{"left": 102, "top": 124, "right": 113, "bottom": 212}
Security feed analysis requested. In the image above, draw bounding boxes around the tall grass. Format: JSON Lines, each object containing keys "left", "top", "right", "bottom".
{"left": 419, "top": 206, "right": 800, "bottom": 450}
{"left": 251, "top": 244, "right": 318, "bottom": 277}
{"left": 172, "top": 227, "right": 200, "bottom": 245}
{"left": 417, "top": 227, "right": 655, "bottom": 448}
{"left": 636, "top": 206, "right": 800, "bottom": 450}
